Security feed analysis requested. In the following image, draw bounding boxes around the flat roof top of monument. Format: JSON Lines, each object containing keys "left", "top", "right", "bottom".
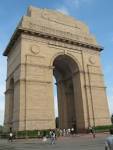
{"left": 3, "top": 6, "right": 103, "bottom": 56}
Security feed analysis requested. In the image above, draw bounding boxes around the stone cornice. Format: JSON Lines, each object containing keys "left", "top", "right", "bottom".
{"left": 3, "top": 24, "right": 103, "bottom": 56}
{"left": 3, "top": 28, "right": 21, "bottom": 56}
{"left": 84, "top": 85, "right": 106, "bottom": 89}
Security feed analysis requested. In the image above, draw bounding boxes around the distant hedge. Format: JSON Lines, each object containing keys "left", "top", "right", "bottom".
{"left": 94, "top": 125, "right": 113, "bottom": 132}
{"left": 1, "top": 125, "right": 113, "bottom": 139}
{"left": 16, "top": 129, "right": 51, "bottom": 139}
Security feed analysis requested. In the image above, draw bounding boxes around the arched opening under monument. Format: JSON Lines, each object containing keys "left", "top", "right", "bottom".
{"left": 9, "top": 78, "right": 14, "bottom": 127}
{"left": 53, "top": 55, "right": 83, "bottom": 132}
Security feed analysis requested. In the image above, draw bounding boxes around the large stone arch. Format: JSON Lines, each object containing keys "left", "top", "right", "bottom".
{"left": 52, "top": 54, "right": 84, "bottom": 131}
{"left": 50, "top": 52, "right": 82, "bottom": 71}
{"left": 3, "top": 6, "right": 111, "bottom": 132}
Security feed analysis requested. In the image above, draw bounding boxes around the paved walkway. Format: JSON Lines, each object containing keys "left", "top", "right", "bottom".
{"left": 0, "top": 133, "right": 109, "bottom": 150}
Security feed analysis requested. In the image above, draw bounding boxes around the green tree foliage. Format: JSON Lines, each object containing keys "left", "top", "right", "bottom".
{"left": 0, "top": 125, "right": 3, "bottom": 134}
{"left": 111, "top": 114, "right": 113, "bottom": 124}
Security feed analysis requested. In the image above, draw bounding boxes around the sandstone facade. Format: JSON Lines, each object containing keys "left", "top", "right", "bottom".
{"left": 3, "top": 6, "right": 111, "bottom": 132}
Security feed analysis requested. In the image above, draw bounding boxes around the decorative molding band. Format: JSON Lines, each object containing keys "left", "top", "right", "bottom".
{"left": 8, "top": 119, "right": 54, "bottom": 123}
{"left": 6, "top": 62, "right": 51, "bottom": 81}
{"left": 5, "top": 89, "right": 13, "bottom": 94}
{"left": 84, "top": 85, "right": 106, "bottom": 89}
{"left": 21, "top": 34, "right": 98, "bottom": 55}
{"left": 15, "top": 79, "right": 52, "bottom": 85}
{"left": 79, "top": 70, "right": 104, "bottom": 76}
{"left": 48, "top": 40, "right": 85, "bottom": 52}
{"left": 3, "top": 24, "right": 103, "bottom": 56}
{"left": 21, "top": 26, "right": 102, "bottom": 50}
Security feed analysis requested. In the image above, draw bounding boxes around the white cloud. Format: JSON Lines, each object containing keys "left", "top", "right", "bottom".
{"left": 55, "top": 0, "right": 93, "bottom": 18}
{"left": 66, "top": 0, "right": 93, "bottom": 8}
{"left": 56, "top": 7, "right": 70, "bottom": 15}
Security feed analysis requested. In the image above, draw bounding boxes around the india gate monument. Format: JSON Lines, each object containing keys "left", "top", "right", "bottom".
{"left": 3, "top": 6, "right": 110, "bottom": 132}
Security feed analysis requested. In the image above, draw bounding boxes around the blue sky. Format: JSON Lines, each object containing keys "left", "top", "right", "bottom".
{"left": 0, "top": 0, "right": 113, "bottom": 125}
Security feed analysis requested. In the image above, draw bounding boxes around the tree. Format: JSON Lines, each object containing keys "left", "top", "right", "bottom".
{"left": 111, "top": 114, "right": 113, "bottom": 124}
{"left": 0, "top": 125, "right": 3, "bottom": 134}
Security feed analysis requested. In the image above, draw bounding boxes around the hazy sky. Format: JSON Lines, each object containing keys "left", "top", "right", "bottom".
{"left": 0, "top": 0, "right": 113, "bottom": 125}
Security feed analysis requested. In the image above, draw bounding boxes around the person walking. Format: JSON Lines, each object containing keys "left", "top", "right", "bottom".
{"left": 50, "top": 130, "right": 56, "bottom": 145}
{"left": 105, "top": 128, "right": 113, "bottom": 150}
{"left": 88, "top": 126, "right": 95, "bottom": 138}
{"left": 71, "top": 128, "right": 74, "bottom": 135}
{"left": 8, "top": 132, "right": 13, "bottom": 142}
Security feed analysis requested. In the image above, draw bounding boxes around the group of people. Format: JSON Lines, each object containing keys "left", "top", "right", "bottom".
{"left": 58, "top": 128, "right": 75, "bottom": 136}
{"left": 8, "top": 126, "right": 113, "bottom": 149}
{"left": 42, "top": 128, "right": 76, "bottom": 144}
{"left": 8, "top": 126, "right": 93, "bottom": 144}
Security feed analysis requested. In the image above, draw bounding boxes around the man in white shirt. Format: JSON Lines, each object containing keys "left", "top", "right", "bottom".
{"left": 105, "top": 129, "right": 113, "bottom": 150}
{"left": 9, "top": 132, "right": 13, "bottom": 142}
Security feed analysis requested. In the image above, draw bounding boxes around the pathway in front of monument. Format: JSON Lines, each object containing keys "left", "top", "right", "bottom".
{"left": 0, "top": 133, "right": 108, "bottom": 150}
